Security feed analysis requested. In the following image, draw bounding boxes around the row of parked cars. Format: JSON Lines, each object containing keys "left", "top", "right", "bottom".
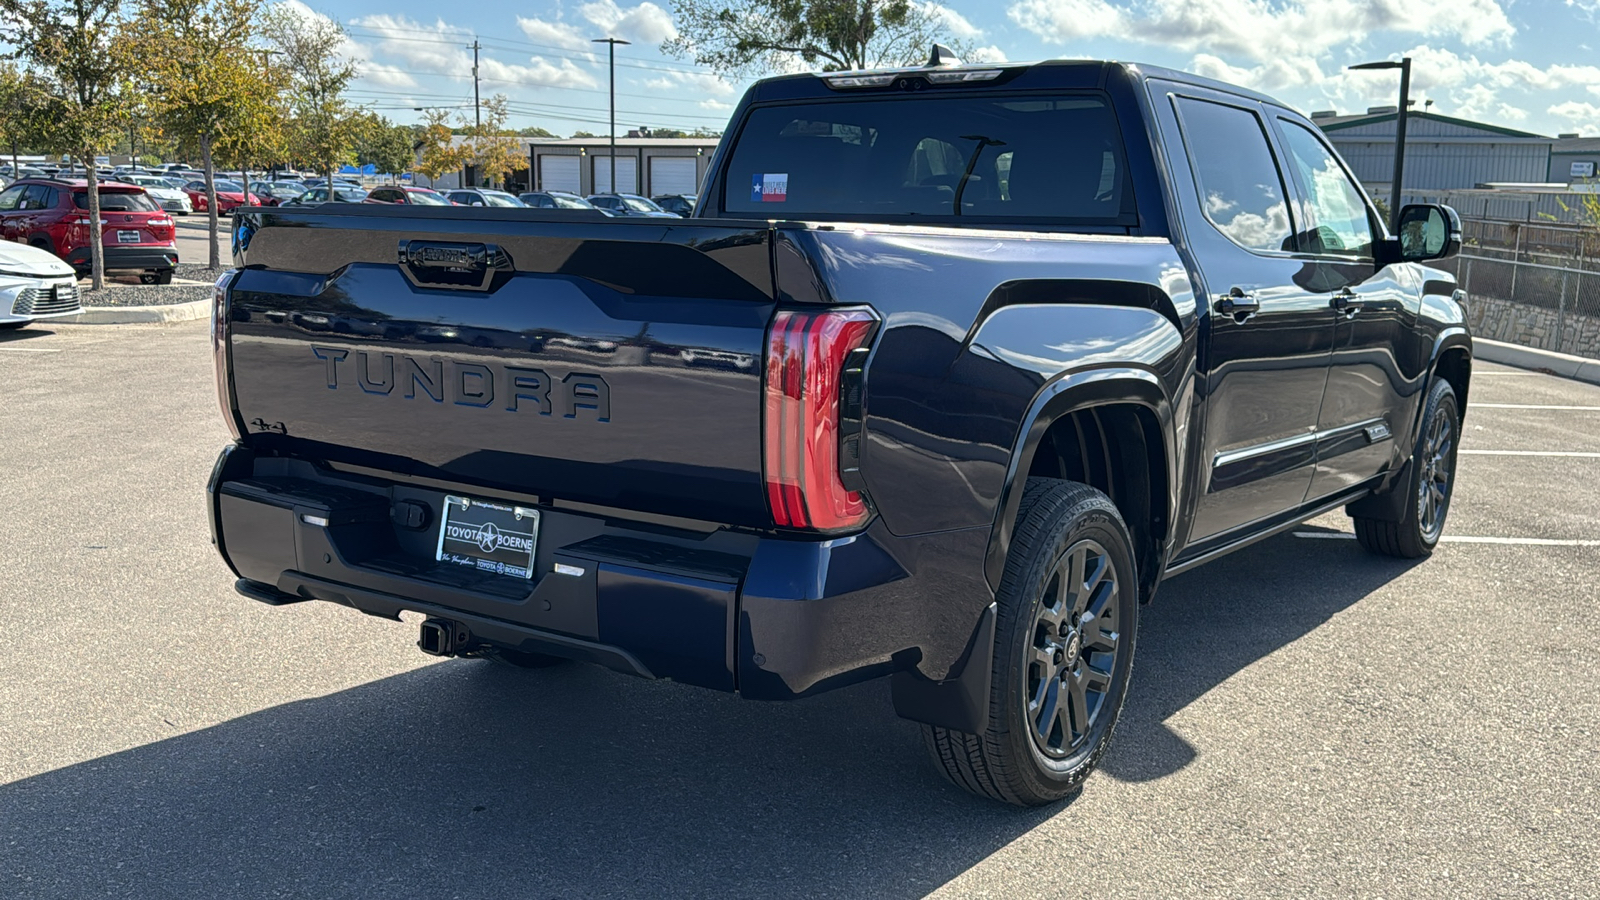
{"left": 0, "top": 171, "right": 702, "bottom": 329}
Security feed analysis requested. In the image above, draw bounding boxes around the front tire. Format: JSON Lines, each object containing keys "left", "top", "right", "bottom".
{"left": 1353, "top": 378, "right": 1460, "bottom": 558}
{"left": 923, "top": 478, "right": 1139, "bottom": 806}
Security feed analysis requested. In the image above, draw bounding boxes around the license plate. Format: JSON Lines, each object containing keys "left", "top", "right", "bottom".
{"left": 117, "top": 230, "right": 141, "bottom": 243}
{"left": 435, "top": 495, "right": 538, "bottom": 579}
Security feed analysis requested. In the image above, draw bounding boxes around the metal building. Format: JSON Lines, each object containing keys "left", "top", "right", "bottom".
{"left": 1313, "top": 108, "right": 1554, "bottom": 196}
{"left": 527, "top": 137, "right": 721, "bottom": 197}
{"left": 1549, "top": 136, "right": 1600, "bottom": 183}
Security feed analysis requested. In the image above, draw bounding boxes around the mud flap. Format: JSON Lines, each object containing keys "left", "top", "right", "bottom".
{"left": 890, "top": 603, "right": 996, "bottom": 733}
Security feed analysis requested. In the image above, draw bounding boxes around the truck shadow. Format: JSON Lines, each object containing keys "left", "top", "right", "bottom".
{"left": 1100, "top": 526, "right": 1419, "bottom": 782}
{"left": 0, "top": 530, "right": 1412, "bottom": 899}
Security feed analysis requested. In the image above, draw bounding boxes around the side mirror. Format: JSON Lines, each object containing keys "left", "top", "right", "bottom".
{"left": 1397, "top": 203, "right": 1461, "bottom": 262}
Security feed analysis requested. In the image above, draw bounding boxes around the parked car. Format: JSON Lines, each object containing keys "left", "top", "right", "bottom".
{"left": 518, "top": 191, "right": 602, "bottom": 211}
{"left": 0, "top": 238, "right": 83, "bottom": 329}
{"left": 586, "top": 193, "right": 679, "bottom": 217}
{"left": 118, "top": 174, "right": 194, "bottom": 215}
{"left": 0, "top": 178, "right": 177, "bottom": 282}
{"left": 182, "top": 179, "right": 260, "bottom": 214}
{"left": 302, "top": 177, "right": 363, "bottom": 190}
{"left": 651, "top": 193, "right": 697, "bottom": 216}
{"left": 214, "top": 54, "right": 1471, "bottom": 808}
{"left": 281, "top": 186, "right": 369, "bottom": 206}
{"left": 365, "top": 186, "right": 453, "bottom": 206}
{"left": 445, "top": 188, "right": 526, "bottom": 208}
{"left": 247, "top": 181, "right": 305, "bottom": 206}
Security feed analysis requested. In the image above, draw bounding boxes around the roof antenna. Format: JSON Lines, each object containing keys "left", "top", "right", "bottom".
{"left": 928, "top": 44, "right": 962, "bottom": 67}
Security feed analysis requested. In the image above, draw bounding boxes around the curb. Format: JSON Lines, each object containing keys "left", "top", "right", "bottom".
{"left": 66, "top": 298, "right": 211, "bottom": 325}
{"left": 1474, "top": 338, "right": 1600, "bottom": 386}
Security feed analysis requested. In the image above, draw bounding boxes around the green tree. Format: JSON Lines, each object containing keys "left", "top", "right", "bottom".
{"left": 571, "top": 130, "right": 597, "bottom": 139}
{"left": 1, "top": 0, "right": 130, "bottom": 290}
{"left": 0, "top": 64, "right": 51, "bottom": 173}
{"left": 457, "top": 94, "right": 522, "bottom": 188}
{"left": 515, "top": 125, "right": 556, "bottom": 138}
{"left": 663, "top": 0, "right": 964, "bottom": 76}
{"left": 263, "top": 2, "right": 359, "bottom": 187}
{"left": 352, "top": 113, "right": 414, "bottom": 181}
{"left": 412, "top": 107, "right": 462, "bottom": 185}
{"left": 124, "top": 0, "right": 280, "bottom": 269}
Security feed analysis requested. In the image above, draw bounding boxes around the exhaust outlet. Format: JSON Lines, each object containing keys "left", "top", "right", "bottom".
{"left": 418, "top": 618, "right": 469, "bottom": 656}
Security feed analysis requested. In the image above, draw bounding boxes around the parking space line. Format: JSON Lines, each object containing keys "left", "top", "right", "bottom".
{"left": 1473, "top": 404, "right": 1600, "bottom": 411}
{"left": 0, "top": 347, "right": 61, "bottom": 353}
{"left": 1460, "top": 450, "right": 1600, "bottom": 458}
{"left": 1472, "top": 371, "right": 1547, "bottom": 376}
{"left": 1293, "top": 532, "right": 1600, "bottom": 547}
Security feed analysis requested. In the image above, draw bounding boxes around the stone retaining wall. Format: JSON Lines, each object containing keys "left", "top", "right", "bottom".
{"left": 1464, "top": 294, "right": 1600, "bottom": 360}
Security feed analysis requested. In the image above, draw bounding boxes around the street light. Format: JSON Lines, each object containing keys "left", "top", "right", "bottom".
{"left": 1349, "top": 57, "right": 1411, "bottom": 233}
{"left": 592, "top": 37, "right": 631, "bottom": 193}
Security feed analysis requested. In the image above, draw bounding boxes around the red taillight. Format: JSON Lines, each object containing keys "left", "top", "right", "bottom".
{"left": 763, "top": 307, "right": 878, "bottom": 531}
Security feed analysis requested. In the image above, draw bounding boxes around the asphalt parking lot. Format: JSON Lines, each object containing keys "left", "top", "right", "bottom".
{"left": 2, "top": 321, "right": 1596, "bottom": 899}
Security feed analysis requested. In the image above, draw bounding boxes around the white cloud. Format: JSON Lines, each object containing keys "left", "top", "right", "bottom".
{"left": 920, "top": 3, "right": 985, "bottom": 40}
{"left": 1549, "top": 101, "right": 1600, "bottom": 135}
{"left": 1009, "top": 0, "right": 1515, "bottom": 66}
{"left": 969, "top": 45, "right": 1010, "bottom": 63}
{"left": 578, "top": 0, "right": 678, "bottom": 45}
{"left": 644, "top": 69, "right": 737, "bottom": 96}
{"left": 349, "top": 13, "right": 599, "bottom": 90}
{"left": 360, "top": 63, "right": 418, "bottom": 89}
{"left": 699, "top": 98, "right": 732, "bottom": 111}
{"left": 517, "top": 16, "right": 593, "bottom": 52}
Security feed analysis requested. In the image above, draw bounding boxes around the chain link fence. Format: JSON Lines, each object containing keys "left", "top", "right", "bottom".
{"left": 1419, "top": 218, "right": 1600, "bottom": 359}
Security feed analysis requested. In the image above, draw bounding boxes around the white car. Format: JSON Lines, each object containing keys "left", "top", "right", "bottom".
{"left": 0, "top": 240, "right": 82, "bottom": 329}
{"left": 117, "top": 175, "right": 194, "bottom": 215}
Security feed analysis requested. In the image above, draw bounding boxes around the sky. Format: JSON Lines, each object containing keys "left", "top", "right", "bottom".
{"left": 294, "top": 0, "right": 1600, "bottom": 138}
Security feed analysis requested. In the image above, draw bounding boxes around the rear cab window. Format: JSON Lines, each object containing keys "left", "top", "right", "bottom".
{"left": 720, "top": 93, "right": 1135, "bottom": 226}
{"left": 77, "top": 191, "right": 160, "bottom": 212}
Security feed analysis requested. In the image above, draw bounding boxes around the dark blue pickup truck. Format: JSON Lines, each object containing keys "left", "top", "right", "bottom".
{"left": 208, "top": 54, "right": 1471, "bottom": 806}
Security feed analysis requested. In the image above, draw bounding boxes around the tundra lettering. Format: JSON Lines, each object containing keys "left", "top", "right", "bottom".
{"left": 311, "top": 346, "right": 610, "bottom": 421}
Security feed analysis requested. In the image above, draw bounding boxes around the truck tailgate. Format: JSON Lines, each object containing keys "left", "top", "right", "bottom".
{"left": 226, "top": 209, "right": 779, "bottom": 525}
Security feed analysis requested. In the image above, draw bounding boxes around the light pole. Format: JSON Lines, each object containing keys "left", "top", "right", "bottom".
{"left": 1349, "top": 57, "right": 1411, "bottom": 233}
{"left": 592, "top": 37, "right": 630, "bottom": 193}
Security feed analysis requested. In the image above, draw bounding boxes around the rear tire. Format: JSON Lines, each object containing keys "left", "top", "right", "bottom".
{"left": 922, "top": 478, "right": 1139, "bottom": 806}
{"left": 1353, "top": 378, "right": 1460, "bottom": 559}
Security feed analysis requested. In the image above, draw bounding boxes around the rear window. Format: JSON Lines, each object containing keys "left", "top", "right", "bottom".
{"left": 722, "top": 93, "right": 1134, "bottom": 224}
{"left": 76, "top": 191, "right": 160, "bottom": 212}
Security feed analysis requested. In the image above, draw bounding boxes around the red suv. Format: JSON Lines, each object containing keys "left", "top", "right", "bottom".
{"left": 0, "top": 179, "right": 179, "bottom": 282}
{"left": 181, "top": 179, "right": 260, "bottom": 214}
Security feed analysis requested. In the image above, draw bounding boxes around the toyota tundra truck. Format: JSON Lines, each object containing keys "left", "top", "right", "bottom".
{"left": 207, "top": 54, "right": 1471, "bottom": 806}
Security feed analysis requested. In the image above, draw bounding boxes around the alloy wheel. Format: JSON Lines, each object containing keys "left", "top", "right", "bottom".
{"left": 1418, "top": 406, "right": 1455, "bottom": 543}
{"left": 1025, "top": 539, "right": 1122, "bottom": 759}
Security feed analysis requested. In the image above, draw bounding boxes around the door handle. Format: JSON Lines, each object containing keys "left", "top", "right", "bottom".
{"left": 1214, "top": 287, "right": 1261, "bottom": 321}
{"left": 1331, "top": 288, "right": 1364, "bottom": 316}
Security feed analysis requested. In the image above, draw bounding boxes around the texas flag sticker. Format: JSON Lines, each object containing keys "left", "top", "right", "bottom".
{"left": 751, "top": 173, "right": 788, "bottom": 202}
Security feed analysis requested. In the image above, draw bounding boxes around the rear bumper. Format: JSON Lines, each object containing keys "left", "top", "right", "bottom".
{"left": 65, "top": 244, "right": 179, "bottom": 271}
{"left": 207, "top": 443, "right": 994, "bottom": 704}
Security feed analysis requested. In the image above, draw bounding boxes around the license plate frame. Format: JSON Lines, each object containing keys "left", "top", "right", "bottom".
{"left": 116, "top": 229, "right": 141, "bottom": 244}
{"left": 435, "top": 495, "right": 539, "bottom": 579}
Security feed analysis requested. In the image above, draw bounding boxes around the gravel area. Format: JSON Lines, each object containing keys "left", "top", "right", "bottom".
{"left": 77, "top": 281, "right": 211, "bottom": 307}
{"left": 176, "top": 264, "right": 224, "bottom": 283}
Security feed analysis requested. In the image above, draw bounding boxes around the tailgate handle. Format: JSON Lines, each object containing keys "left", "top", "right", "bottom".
{"left": 398, "top": 240, "right": 512, "bottom": 291}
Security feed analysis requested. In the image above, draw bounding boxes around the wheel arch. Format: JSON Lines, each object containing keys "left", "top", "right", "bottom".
{"left": 982, "top": 369, "right": 1177, "bottom": 603}
{"left": 1432, "top": 333, "right": 1472, "bottom": 422}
